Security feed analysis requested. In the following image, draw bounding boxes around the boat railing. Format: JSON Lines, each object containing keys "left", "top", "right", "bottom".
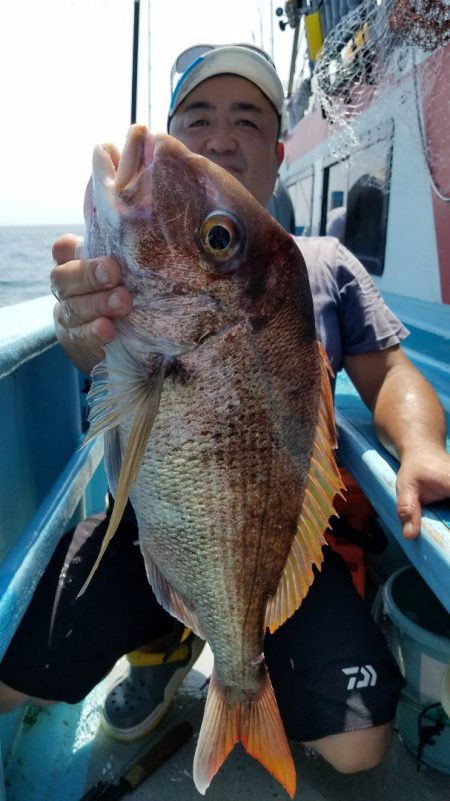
{"left": 335, "top": 291, "right": 450, "bottom": 612}
{"left": 0, "top": 295, "right": 106, "bottom": 661}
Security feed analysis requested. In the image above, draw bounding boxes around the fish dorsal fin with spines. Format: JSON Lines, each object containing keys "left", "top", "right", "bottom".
{"left": 77, "top": 336, "right": 166, "bottom": 597}
{"left": 265, "top": 342, "right": 345, "bottom": 633}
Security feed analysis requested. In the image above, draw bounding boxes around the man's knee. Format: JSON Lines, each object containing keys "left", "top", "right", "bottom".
{"left": 0, "top": 681, "right": 28, "bottom": 713}
{"left": 0, "top": 681, "right": 56, "bottom": 714}
{"left": 305, "top": 722, "right": 392, "bottom": 773}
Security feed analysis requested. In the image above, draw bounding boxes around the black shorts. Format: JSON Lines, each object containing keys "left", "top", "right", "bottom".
{"left": 0, "top": 507, "right": 404, "bottom": 741}
{"left": 265, "top": 549, "right": 405, "bottom": 741}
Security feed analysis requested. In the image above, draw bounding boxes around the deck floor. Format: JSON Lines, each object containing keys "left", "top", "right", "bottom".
{"left": 3, "top": 645, "right": 449, "bottom": 800}
{"left": 79, "top": 647, "right": 449, "bottom": 801}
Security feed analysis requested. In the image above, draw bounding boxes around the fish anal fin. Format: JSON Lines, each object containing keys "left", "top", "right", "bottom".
{"left": 194, "top": 667, "right": 296, "bottom": 798}
{"left": 265, "top": 342, "right": 345, "bottom": 634}
{"left": 145, "top": 555, "right": 204, "bottom": 640}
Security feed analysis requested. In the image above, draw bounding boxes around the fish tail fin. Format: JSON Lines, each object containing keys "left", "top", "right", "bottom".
{"left": 193, "top": 670, "right": 239, "bottom": 794}
{"left": 194, "top": 667, "right": 296, "bottom": 798}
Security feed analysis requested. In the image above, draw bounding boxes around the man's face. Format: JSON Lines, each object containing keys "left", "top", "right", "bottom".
{"left": 169, "top": 75, "right": 283, "bottom": 207}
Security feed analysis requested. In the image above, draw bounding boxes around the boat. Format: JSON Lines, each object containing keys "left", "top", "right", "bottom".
{"left": 279, "top": 0, "right": 449, "bottom": 305}
{"left": 0, "top": 2, "right": 449, "bottom": 799}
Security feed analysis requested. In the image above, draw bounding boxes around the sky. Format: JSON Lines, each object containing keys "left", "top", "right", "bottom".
{"left": 0, "top": 0, "right": 297, "bottom": 226}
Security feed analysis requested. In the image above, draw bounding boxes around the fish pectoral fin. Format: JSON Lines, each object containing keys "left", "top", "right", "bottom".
{"left": 194, "top": 666, "right": 296, "bottom": 798}
{"left": 144, "top": 556, "right": 204, "bottom": 639}
{"left": 77, "top": 366, "right": 165, "bottom": 598}
{"left": 103, "top": 427, "right": 122, "bottom": 497}
{"left": 83, "top": 338, "right": 167, "bottom": 495}
{"left": 265, "top": 342, "right": 345, "bottom": 634}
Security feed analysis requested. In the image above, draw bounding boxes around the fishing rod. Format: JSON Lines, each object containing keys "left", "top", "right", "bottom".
{"left": 131, "top": 0, "right": 140, "bottom": 124}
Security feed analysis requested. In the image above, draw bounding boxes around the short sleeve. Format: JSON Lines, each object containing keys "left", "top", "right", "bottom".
{"left": 295, "top": 236, "right": 409, "bottom": 376}
{"left": 335, "top": 243, "right": 409, "bottom": 356}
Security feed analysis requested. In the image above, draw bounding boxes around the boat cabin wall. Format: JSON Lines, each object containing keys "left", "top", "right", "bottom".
{"left": 281, "top": 49, "right": 450, "bottom": 305}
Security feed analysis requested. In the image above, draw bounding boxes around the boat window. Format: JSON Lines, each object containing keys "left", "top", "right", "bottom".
{"left": 321, "top": 138, "right": 392, "bottom": 276}
{"left": 266, "top": 178, "right": 296, "bottom": 233}
{"left": 286, "top": 169, "right": 314, "bottom": 236}
{"left": 323, "top": 160, "right": 348, "bottom": 242}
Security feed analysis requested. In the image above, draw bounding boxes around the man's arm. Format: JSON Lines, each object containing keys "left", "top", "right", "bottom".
{"left": 344, "top": 346, "right": 450, "bottom": 539}
{"left": 51, "top": 235, "right": 133, "bottom": 374}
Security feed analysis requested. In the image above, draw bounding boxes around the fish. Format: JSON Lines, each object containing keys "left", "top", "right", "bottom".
{"left": 79, "top": 124, "right": 344, "bottom": 798}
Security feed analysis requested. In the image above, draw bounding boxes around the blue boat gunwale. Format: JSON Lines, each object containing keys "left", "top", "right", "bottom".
{"left": 334, "top": 291, "right": 450, "bottom": 612}
{"left": 0, "top": 295, "right": 107, "bottom": 660}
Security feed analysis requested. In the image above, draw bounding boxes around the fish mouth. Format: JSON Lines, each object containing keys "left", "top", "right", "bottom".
{"left": 115, "top": 125, "right": 155, "bottom": 192}
{"left": 91, "top": 125, "right": 156, "bottom": 217}
{"left": 92, "top": 125, "right": 154, "bottom": 187}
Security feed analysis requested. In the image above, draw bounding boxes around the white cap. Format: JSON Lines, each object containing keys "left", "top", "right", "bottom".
{"left": 168, "top": 44, "right": 285, "bottom": 122}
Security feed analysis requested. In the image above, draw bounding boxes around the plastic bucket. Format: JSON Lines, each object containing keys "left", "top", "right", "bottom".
{"left": 381, "top": 565, "right": 450, "bottom": 773}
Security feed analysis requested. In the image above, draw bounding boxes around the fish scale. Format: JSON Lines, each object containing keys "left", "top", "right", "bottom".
{"left": 80, "top": 124, "right": 344, "bottom": 798}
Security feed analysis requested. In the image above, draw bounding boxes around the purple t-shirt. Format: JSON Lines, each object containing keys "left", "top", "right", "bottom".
{"left": 295, "top": 236, "right": 409, "bottom": 380}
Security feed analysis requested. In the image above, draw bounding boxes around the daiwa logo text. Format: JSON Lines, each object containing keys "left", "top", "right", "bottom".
{"left": 342, "top": 665, "right": 377, "bottom": 690}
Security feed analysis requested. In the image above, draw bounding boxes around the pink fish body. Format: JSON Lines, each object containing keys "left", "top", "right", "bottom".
{"left": 81, "top": 125, "right": 343, "bottom": 797}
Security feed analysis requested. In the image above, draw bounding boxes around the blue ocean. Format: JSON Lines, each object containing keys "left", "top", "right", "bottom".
{"left": 0, "top": 224, "right": 84, "bottom": 308}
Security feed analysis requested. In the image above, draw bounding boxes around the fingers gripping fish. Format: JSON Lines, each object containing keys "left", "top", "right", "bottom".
{"left": 79, "top": 125, "right": 344, "bottom": 798}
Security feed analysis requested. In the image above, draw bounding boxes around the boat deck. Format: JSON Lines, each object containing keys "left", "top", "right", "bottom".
{"left": 3, "top": 646, "right": 449, "bottom": 801}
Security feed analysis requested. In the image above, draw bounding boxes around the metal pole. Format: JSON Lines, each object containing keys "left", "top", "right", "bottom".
{"left": 259, "top": 0, "right": 263, "bottom": 47}
{"left": 287, "top": 19, "right": 301, "bottom": 98}
{"left": 270, "top": 0, "right": 274, "bottom": 60}
{"left": 148, "top": 0, "right": 151, "bottom": 128}
{"left": 131, "top": 0, "right": 141, "bottom": 124}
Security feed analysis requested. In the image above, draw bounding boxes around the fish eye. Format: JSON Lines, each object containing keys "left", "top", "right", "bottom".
{"left": 207, "top": 224, "right": 232, "bottom": 251}
{"left": 199, "top": 211, "right": 244, "bottom": 268}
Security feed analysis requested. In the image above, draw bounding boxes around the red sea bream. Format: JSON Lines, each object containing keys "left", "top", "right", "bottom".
{"left": 80, "top": 125, "right": 343, "bottom": 797}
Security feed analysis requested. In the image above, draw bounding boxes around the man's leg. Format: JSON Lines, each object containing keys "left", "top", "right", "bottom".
{"left": 0, "top": 683, "right": 56, "bottom": 713}
{"left": 305, "top": 724, "right": 392, "bottom": 773}
{"left": 264, "top": 547, "right": 405, "bottom": 773}
{"left": 0, "top": 504, "right": 174, "bottom": 708}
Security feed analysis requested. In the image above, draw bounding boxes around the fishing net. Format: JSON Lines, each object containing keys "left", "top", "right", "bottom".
{"left": 308, "top": 0, "right": 450, "bottom": 200}
{"left": 390, "top": 0, "right": 450, "bottom": 50}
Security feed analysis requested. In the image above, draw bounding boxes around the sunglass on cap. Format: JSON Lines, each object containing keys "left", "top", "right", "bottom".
{"left": 170, "top": 43, "right": 277, "bottom": 94}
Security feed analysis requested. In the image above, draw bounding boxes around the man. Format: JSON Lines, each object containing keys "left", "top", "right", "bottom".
{"left": 0, "top": 44, "right": 449, "bottom": 776}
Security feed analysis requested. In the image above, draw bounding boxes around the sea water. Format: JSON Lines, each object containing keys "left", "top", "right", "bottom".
{"left": 0, "top": 224, "right": 84, "bottom": 308}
